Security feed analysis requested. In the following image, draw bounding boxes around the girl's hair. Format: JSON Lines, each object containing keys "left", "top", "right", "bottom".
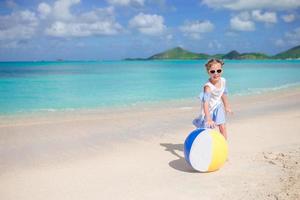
{"left": 205, "top": 58, "right": 224, "bottom": 70}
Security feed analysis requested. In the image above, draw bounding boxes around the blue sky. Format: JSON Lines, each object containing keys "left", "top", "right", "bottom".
{"left": 0, "top": 0, "right": 299, "bottom": 61}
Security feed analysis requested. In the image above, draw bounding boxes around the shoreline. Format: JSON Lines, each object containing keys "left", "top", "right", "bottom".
{"left": 1, "top": 85, "right": 299, "bottom": 126}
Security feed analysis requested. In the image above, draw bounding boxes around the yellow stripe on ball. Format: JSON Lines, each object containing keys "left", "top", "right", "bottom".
{"left": 208, "top": 130, "right": 228, "bottom": 172}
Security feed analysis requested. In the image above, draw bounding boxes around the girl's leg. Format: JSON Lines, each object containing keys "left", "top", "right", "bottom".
{"left": 218, "top": 124, "right": 227, "bottom": 140}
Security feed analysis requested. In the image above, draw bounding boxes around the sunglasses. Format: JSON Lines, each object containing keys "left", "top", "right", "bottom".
{"left": 209, "top": 69, "right": 222, "bottom": 74}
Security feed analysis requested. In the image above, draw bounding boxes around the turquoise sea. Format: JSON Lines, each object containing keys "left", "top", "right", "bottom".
{"left": 0, "top": 60, "right": 300, "bottom": 115}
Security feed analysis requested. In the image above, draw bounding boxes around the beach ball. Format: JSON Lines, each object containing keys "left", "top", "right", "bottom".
{"left": 184, "top": 128, "right": 228, "bottom": 172}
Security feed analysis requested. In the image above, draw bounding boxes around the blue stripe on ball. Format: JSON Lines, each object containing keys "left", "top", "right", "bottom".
{"left": 184, "top": 128, "right": 206, "bottom": 165}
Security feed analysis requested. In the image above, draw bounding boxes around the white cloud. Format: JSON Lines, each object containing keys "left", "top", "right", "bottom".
{"left": 80, "top": 7, "right": 115, "bottom": 22}
{"left": 46, "top": 8, "right": 123, "bottom": 37}
{"left": 284, "top": 27, "right": 300, "bottom": 45}
{"left": 179, "top": 20, "right": 214, "bottom": 39}
{"left": 38, "top": 2, "right": 52, "bottom": 19}
{"left": 275, "top": 27, "right": 300, "bottom": 46}
{"left": 37, "top": 1, "right": 123, "bottom": 38}
{"left": 208, "top": 40, "right": 222, "bottom": 49}
{"left": 107, "top": 0, "right": 144, "bottom": 7}
{"left": 201, "top": 0, "right": 300, "bottom": 11}
{"left": 0, "top": 0, "right": 127, "bottom": 46}
{"left": 46, "top": 21, "right": 122, "bottom": 37}
{"left": 166, "top": 34, "right": 173, "bottom": 40}
{"left": 230, "top": 10, "right": 277, "bottom": 32}
{"left": 53, "top": 0, "right": 80, "bottom": 20}
{"left": 37, "top": 0, "right": 80, "bottom": 21}
{"left": 129, "top": 13, "right": 166, "bottom": 35}
{"left": 275, "top": 39, "right": 285, "bottom": 46}
{"left": 225, "top": 31, "right": 238, "bottom": 37}
{"left": 5, "top": 0, "right": 18, "bottom": 9}
{"left": 252, "top": 10, "right": 277, "bottom": 23}
{"left": 281, "top": 14, "right": 295, "bottom": 22}
{"left": 230, "top": 12, "right": 255, "bottom": 31}
{"left": 1, "top": 41, "right": 19, "bottom": 48}
{"left": 0, "top": 10, "right": 39, "bottom": 41}
{"left": 180, "top": 20, "right": 214, "bottom": 33}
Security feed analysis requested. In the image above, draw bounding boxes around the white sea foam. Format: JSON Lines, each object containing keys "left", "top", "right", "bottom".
{"left": 179, "top": 107, "right": 193, "bottom": 110}
{"left": 234, "top": 82, "right": 300, "bottom": 96}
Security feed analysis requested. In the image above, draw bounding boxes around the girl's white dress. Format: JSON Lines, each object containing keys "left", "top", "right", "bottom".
{"left": 193, "top": 77, "right": 227, "bottom": 128}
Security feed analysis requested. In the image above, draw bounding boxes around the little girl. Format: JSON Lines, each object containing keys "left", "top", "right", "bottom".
{"left": 193, "top": 58, "right": 232, "bottom": 139}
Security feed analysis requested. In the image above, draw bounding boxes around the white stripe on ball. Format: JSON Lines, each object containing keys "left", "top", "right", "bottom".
{"left": 189, "top": 129, "right": 213, "bottom": 171}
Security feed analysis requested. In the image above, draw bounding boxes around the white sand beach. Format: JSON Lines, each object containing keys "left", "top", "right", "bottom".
{"left": 0, "top": 88, "right": 300, "bottom": 200}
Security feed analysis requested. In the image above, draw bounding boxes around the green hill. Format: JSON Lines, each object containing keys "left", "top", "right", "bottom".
{"left": 212, "top": 54, "right": 225, "bottom": 59}
{"left": 223, "top": 50, "right": 240, "bottom": 59}
{"left": 147, "top": 48, "right": 270, "bottom": 60}
{"left": 273, "top": 45, "right": 300, "bottom": 59}
{"left": 221, "top": 51, "right": 269, "bottom": 59}
{"left": 147, "top": 47, "right": 209, "bottom": 60}
{"left": 124, "top": 44, "right": 300, "bottom": 60}
{"left": 239, "top": 53, "right": 270, "bottom": 59}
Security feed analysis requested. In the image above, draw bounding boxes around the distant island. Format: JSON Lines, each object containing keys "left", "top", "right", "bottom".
{"left": 125, "top": 45, "right": 300, "bottom": 60}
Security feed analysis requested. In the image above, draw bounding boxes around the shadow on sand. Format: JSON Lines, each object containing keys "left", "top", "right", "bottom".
{"left": 160, "top": 143, "right": 197, "bottom": 173}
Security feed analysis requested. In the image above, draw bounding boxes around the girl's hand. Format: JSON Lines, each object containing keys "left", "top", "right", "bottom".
{"left": 205, "top": 119, "right": 215, "bottom": 128}
{"left": 225, "top": 107, "right": 233, "bottom": 115}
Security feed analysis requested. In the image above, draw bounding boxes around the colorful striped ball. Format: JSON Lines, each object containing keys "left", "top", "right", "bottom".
{"left": 184, "top": 128, "right": 228, "bottom": 172}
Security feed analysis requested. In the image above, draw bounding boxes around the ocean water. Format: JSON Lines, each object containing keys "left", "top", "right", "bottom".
{"left": 0, "top": 60, "right": 300, "bottom": 115}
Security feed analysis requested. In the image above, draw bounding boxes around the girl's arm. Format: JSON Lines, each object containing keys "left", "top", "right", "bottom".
{"left": 203, "top": 86, "right": 215, "bottom": 128}
{"left": 221, "top": 93, "right": 232, "bottom": 114}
